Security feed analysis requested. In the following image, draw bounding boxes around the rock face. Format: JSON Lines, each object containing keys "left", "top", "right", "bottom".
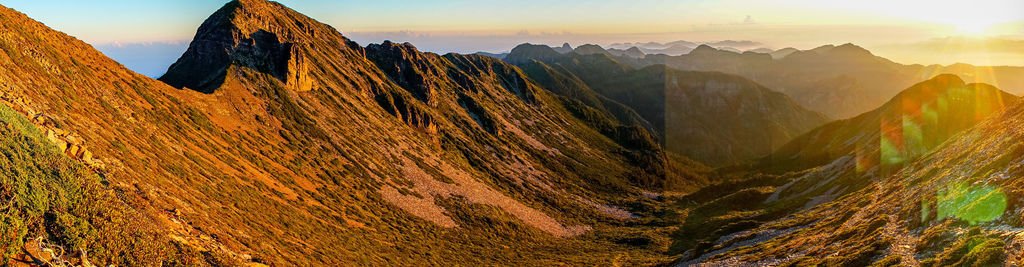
{"left": 161, "top": 0, "right": 335, "bottom": 92}
{"left": 365, "top": 41, "right": 441, "bottom": 103}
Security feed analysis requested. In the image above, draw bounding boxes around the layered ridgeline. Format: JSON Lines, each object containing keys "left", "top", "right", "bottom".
{"left": 675, "top": 74, "right": 1018, "bottom": 264}
{"left": 532, "top": 43, "right": 1024, "bottom": 120}
{"left": 642, "top": 44, "right": 934, "bottom": 119}
{"left": 506, "top": 43, "right": 829, "bottom": 167}
{"left": 0, "top": 0, "right": 705, "bottom": 265}
{"left": 687, "top": 79, "right": 1024, "bottom": 266}
{"left": 666, "top": 44, "right": 1024, "bottom": 119}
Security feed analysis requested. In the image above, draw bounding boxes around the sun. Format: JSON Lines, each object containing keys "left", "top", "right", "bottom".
{"left": 953, "top": 20, "right": 995, "bottom": 36}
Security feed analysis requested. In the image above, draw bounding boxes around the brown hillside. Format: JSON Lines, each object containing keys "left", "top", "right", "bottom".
{"left": 1, "top": 0, "right": 698, "bottom": 265}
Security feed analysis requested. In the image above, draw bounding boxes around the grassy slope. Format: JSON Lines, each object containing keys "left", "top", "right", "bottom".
{"left": 0, "top": 103, "right": 209, "bottom": 266}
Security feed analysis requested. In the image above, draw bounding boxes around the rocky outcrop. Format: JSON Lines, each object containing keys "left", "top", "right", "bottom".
{"left": 366, "top": 41, "right": 440, "bottom": 104}
{"left": 0, "top": 88, "right": 104, "bottom": 171}
{"left": 443, "top": 53, "right": 539, "bottom": 104}
{"left": 456, "top": 94, "right": 500, "bottom": 135}
{"left": 160, "top": 0, "right": 325, "bottom": 93}
{"left": 373, "top": 90, "right": 438, "bottom": 134}
{"left": 553, "top": 43, "right": 573, "bottom": 54}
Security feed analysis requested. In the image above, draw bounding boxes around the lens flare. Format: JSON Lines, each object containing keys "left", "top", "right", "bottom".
{"left": 875, "top": 79, "right": 1008, "bottom": 177}
{"left": 934, "top": 183, "right": 1007, "bottom": 225}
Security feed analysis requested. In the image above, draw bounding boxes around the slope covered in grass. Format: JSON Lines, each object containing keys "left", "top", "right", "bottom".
{"left": 0, "top": 103, "right": 207, "bottom": 266}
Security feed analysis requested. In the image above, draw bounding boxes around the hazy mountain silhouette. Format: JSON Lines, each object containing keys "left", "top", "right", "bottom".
{"left": 648, "top": 43, "right": 1024, "bottom": 119}
{"left": 507, "top": 43, "right": 828, "bottom": 167}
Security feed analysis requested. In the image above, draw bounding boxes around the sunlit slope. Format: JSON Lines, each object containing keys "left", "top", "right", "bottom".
{"left": 0, "top": 103, "right": 203, "bottom": 265}
{"left": 691, "top": 88, "right": 1024, "bottom": 266}
{"left": 672, "top": 74, "right": 1017, "bottom": 261}
{"left": 761, "top": 74, "right": 1017, "bottom": 173}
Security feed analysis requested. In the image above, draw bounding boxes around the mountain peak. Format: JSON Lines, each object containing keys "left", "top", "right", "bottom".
{"left": 809, "top": 44, "right": 835, "bottom": 54}
{"left": 929, "top": 73, "right": 966, "bottom": 84}
{"left": 574, "top": 44, "right": 611, "bottom": 56}
{"left": 371, "top": 40, "right": 420, "bottom": 52}
{"left": 160, "top": 0, "right": 361, "bottom": 93}
{"left": 505, "top": 43, "right": 562, "bottom": 64}
{"left": 690, "top": 44, "right": 718, "bottom": 54}
{"left": 831, "top": 43, "right": 873, "bottom": 56}
{"left": 209, "top": 0, "right": 307, "bottom": 39}
{"left": 232, "top": 0, "right": 276, "bottom": 8}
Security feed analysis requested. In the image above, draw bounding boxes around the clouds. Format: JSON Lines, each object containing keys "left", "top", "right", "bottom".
{"left": 872, "top": 37, "right": 1024, "bottom": 66}
{"left": 886, "top": 37, "right": 1024, "bottom": 54}
{"left": 93, "top": 41, "right": 189, "bottom": 77}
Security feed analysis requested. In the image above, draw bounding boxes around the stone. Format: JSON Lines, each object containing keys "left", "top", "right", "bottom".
{"left": 68, "top": 145, "right": 81, "bottom": 157}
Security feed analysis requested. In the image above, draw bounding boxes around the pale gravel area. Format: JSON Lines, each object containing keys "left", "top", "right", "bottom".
{"left": 380, "top": 156, "right": 589, "bottom": 237}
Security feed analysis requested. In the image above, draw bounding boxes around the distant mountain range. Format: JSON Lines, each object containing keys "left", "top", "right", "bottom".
{"left": 608, "top": 40, "right": 764, "bottom": 50}
{"left": 493, "top": 42, "right": 1024, "bottom": 119}
{"left": 506, "top": 43, "right": 828, "bottom": 167}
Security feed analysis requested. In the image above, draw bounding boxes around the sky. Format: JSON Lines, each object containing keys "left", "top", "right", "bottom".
{"left": 2, "top": 0, "right": 1022, "bottom": 76}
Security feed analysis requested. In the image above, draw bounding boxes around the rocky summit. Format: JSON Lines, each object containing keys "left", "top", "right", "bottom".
{"left": 1, "top": 0, "right": 1023, "bottom": 266}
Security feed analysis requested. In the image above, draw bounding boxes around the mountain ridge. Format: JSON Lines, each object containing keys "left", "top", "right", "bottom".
{"left": 0, "top": 0, "right": 697, "bottom": 265}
